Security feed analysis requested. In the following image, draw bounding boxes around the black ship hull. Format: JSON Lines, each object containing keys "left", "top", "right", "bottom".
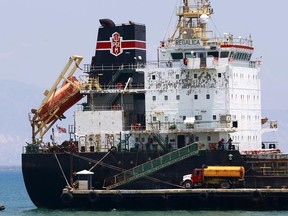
{"left": 22, "top": 150, "right": 288, "bottom": 209}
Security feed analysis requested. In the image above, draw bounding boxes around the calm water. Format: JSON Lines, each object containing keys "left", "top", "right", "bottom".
{"left": 0, "top": 167, "right": 287, "bottom": 216}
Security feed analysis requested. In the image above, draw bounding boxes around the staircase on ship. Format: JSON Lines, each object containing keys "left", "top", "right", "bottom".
{"left": 103, "top": 142, "right": 199, "bottom": 190}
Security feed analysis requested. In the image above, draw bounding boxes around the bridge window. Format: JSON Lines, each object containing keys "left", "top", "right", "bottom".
{"left": 243, "top": 53, "right": 249, "bottom": 61}
{"left": 185, "top": 52, "right": 196, "bottom": 58}
{"left": 171, "top": 53, "right": 183, "bottom": 60}
{"left": 220, "top": 51, "right": 229, "bottom": 58}
{"left": 208, "top": 51, "right": 219, "bottom": 58}
{"left": 239, "top": 53, "right": 243, "bottom": 60}
{"left": 235, "top": 52, "right": 240, "bottom": 60}
{"left": 246, "top": 53, "right": 251, "bottom": 61}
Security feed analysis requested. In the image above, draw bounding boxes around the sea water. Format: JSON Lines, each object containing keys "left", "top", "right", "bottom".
{"left": 0, "top": 167, "right": 287, "bottom": 216}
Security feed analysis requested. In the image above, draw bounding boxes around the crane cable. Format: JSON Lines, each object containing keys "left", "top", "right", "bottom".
{"left": 163, "top": 0, "right": 180, "bottom": 42}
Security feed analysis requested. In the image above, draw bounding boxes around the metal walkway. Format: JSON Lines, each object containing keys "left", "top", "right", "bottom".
{"left": 103, "top": 142, "right": 199, "bottom": 190}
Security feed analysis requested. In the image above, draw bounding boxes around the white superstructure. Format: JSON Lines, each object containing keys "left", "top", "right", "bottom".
{"left": 74, "top": 0, "right": 277, "bottom": 153}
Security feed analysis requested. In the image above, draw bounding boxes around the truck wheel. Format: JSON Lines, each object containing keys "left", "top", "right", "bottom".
{"left": 184, "top": 180, "right": 193, "bottom": 189}
{"left": 220, "top": 181, "right": 231, "bottom": 189}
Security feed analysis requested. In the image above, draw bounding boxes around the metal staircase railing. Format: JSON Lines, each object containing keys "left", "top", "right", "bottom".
{"left": 107, "top": 94, "right": 120, "bottom": 107}
{"left": 108, "top": 69, "right": 123, "bottom": 87}
{"left": 102, "top": 142, "right": 199, "bottom": 190}
{"left": 152, "top": 133, "right": 167, "bottom": 151}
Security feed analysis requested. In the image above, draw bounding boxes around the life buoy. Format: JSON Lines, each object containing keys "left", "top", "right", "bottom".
{"left": 116, "top": 83, "right": 122, "bottom": 89}
{"left": 251, "top": 190, "right": 262, "bottom": 202}
{"left": 134, "top": 123, "right": 141, "bottom": 130}
{"left": 112, "top": 193, "right": 123, "bottom": 203}
{"left": 88, "top": 191, "right": 99, "bottom": 203}
{"left": 199, "top": 191, "right": 209, "bottom": 201}
{"left": 60, "top": 192, "right": 73, "bottom": 205}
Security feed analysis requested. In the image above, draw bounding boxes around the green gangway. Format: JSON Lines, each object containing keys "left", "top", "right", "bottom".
{"left": 103, "top": 142, "right": 199, "bottom": 190}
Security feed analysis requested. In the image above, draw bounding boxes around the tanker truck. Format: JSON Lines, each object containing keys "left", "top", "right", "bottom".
{"left": 181, "top": 166, "right": 245, "bottom": 189}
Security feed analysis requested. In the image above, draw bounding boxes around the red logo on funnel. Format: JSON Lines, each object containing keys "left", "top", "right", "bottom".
{"left": 110, "top": 32, "right": 122, "bottom": 56}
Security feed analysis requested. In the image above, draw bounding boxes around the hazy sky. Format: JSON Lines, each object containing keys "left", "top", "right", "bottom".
{"left": 1, "top": 0, "right": 287, "bottom": 111}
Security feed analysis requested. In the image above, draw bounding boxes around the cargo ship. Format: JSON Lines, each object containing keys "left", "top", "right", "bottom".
{"left": 22, "top": 0, "right": 288, "bottom": 210}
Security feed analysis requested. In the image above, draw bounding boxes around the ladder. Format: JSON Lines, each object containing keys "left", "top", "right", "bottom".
{"left": 152, "top": 133, "right": 167, "bottom": 151}
{"left": 103, "top": 142, "right": 199, "bottom": 190}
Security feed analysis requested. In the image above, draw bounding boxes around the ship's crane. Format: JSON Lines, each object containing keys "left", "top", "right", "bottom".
{"left": 29, "top": 55, "right": 90, "bottom": 144}
{"left": 168, "top": 0, "right": 213, "bottom": 44}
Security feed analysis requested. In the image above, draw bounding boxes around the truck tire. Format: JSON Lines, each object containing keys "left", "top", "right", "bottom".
{"left": 220, "top": 181, "right": 231, "bottom": 189}
{"left": 183, "top": 180, "right": 193, "bottom": 189}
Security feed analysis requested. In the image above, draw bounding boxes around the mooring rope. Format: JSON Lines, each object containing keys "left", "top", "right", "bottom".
{"left": 88, "top": 150, "right": 111, "bottom": 172}
{"left": 54, "top": 153, "right": 72, "bottom": 189}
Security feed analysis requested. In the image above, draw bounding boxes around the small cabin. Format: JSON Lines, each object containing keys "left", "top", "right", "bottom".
{"left": 76, "top": 169, "right": 94, "bottom": 190}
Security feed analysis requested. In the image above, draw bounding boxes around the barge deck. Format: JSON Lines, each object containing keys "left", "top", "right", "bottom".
{"left": 61, "top": 188, "right": 288, "bottom": 210}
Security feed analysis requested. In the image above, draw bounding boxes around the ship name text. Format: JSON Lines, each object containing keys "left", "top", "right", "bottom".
{"left": 175, "top": 39, "right": 201, "bottom": 47}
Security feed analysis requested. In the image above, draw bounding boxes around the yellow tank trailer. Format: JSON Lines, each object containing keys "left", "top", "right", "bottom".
{"left": 203, "top": 166, "right": 245, "bottom": 179}
{"left": 182, "top": 166, "right": 245, "bottom": 189}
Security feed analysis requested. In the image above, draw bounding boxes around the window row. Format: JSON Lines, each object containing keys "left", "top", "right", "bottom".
{"left": 152, "top": 95, "right": 180, "bottom": 101}
{"left": 233, "top": 73, "right": 258, "bottom": 80}
{"left": 193, "top": 134, "right": 259, "bottom": 142}
{"left": 150, "top": 115, "right": 260, "bottom": 122}
{"left": 151, "top": 73, "right": 222, "bottom": 80}
{"left": 152, "top": 94, "right": 211, "bottom": 101}
{"left": 231, "top": 94, "right": 259, "bottom": 101}
{"left": 152, "top": 94, "right": 259, "bottom": 102}
{"left": 170, "top": 51, "right": 252, "bottom": 62}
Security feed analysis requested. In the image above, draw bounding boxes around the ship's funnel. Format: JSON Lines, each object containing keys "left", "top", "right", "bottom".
{"left": 99, "top": 19, "right": 116, "bottom": 27}
{"left": 90, "top": 19, "right": 146, "bottom": 85}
